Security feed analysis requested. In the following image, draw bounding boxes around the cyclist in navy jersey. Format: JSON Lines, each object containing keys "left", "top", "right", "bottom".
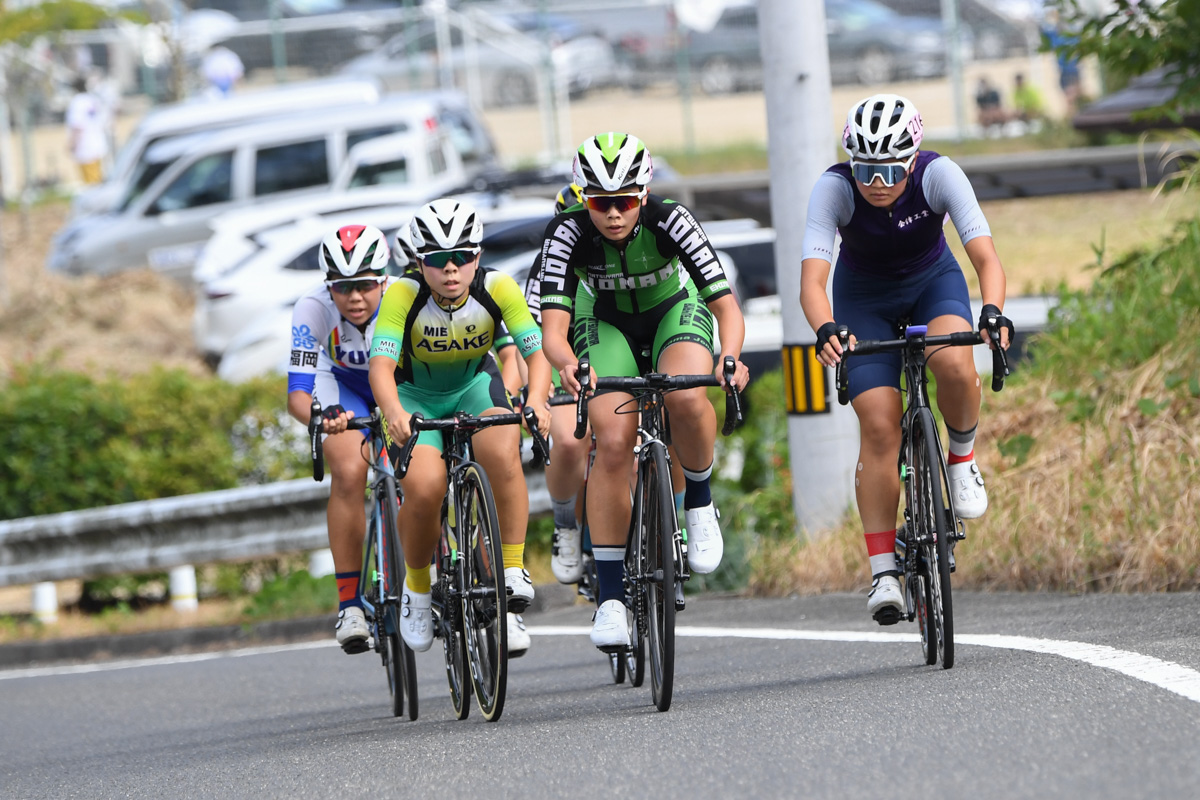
{"left": 800, "top": 94, "right": 1013, "bottom": 624}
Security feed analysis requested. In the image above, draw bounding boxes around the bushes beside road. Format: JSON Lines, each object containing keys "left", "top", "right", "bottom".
{"left": 0, "top": 367, "right": 304, "bottom": 520}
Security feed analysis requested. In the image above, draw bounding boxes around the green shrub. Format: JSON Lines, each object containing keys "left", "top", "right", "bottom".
{"left": 0, "top": 365, "right": 306, "bottom": 520}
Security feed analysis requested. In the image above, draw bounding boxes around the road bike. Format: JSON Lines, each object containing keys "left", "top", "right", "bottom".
{"left": 834, "top": 321, "right": 1010, "bottom": 669}
{"left": 574, "top": 356, "right": 744, "bottom": 710}
{"left": 307, "top": 400, "right": 417, "bottom": 720}
{"left": 393, "top": 406, "right": 549, "bottom": 722}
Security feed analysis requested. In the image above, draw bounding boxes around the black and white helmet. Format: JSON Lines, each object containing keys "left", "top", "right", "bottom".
{"left": 842, "top": 94, "right": 924, "bottom": 161}
{"left": 320, "top": 224, "right": 391, "bottom": 278}
{"left": 408, "top": 198, "right": 483, "bottom": 254}
{"left": 572, "top": 132, "right": 653, "bottom": 193}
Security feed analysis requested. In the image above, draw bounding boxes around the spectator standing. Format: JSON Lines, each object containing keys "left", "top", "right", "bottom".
{"left": 64, "top": 76, "right": 109, "bottom": 185}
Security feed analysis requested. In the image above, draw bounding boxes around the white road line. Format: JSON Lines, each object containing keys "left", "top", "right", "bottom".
{"left": 5, "top": 627, "right": 1200, "bottom": 706}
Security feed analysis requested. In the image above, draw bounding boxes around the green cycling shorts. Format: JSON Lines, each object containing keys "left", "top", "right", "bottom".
{"left": 392, "top": 367, "right": 511, "bottom": 453}
{"left": 572, "top": 280, "right": 715, "bottom": 385}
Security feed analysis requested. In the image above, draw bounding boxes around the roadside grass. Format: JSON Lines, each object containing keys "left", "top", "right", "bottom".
{"left": 749, "top": 215, "right": 1200, "bottom": 596}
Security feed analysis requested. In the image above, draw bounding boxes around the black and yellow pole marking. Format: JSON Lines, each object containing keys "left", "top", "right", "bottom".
{"left": 782, "top": 343, "right": 829, "bottom": 415}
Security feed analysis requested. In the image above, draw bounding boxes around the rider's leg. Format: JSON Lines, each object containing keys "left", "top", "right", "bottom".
{"left": 914, "top": 259, "right": 988, "bottom": 517}
{"left": 852, "top": 385, "right": 906, "bottom": 623}
{"left": 396, "top": 444, "right": 446, "bottom": 592}
{"left": 474, "top": 412, "right": 537, "bottom": 613}
{"left": 658, "top": 340, "right": 723, "bottom": 573}
{"left": 547, "top": 400, "right": 589, "bottom": 583}
{"left": 587, "top": 391, "right": 639, "bottom": 603}
{"left": 323, "top": 430, "right": 369, "bottom": 606}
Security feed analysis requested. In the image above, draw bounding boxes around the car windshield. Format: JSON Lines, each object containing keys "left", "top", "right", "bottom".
{"left": 117, "top": 160, "right": 171, "bottom": 213}
{"left": 284, "top": 0, "right": 345, "bottom": 14}
{"left": 834, "top": 0, "right": 900, "bottom": 24}
{"left": 348, "top": 158, "right": 409, "bottom": 188}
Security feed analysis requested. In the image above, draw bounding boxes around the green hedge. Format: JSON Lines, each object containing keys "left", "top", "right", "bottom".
{"left": 0, "top": 366, "right": 306, "bottom": 520}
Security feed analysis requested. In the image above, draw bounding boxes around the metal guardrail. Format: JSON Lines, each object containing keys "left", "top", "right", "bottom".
{"left": 0, "top": 472, "right": 549, "bottom": 588}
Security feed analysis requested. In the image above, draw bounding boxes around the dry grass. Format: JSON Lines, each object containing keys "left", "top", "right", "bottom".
{"left": 0, "top": 203, "right": 208, "bottom": 381}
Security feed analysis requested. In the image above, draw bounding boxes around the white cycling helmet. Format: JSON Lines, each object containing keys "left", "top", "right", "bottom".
{"left": 392, "top": 223, "right": 420, "bottom": 274}
{"left": 842, "top": 94, "right": 924, "bottom": 161}
{"left": 320, "top": 224, "right": 391, "bottom": 278}
{"left": 572, "top": 132, "right": 653, "bottom": 193}
{"left": 409, "top": 198, "right": 483, "bottom": 253}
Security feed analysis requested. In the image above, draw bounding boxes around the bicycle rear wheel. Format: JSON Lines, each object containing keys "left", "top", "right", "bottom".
{"left": 641, "top": 444, "right": 676, "bottom": 712}
{"left": 913, "top": 409, "right": 954, "bottom": 669}
{"left": 379, "top": 476, "right": 418, "bottom": 720}
{"left": 436, "top": 564, "right": 471, "bottom": 721}
{"left": 459, "top": 463, "right": 508, "bottom": 721}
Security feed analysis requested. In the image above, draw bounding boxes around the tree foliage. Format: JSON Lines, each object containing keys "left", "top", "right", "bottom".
{"left": 0, "top": 1, "right": 112, "bottom": 45}
{"left": 1052, "top": 0, "right": 1200, "bottom": 123}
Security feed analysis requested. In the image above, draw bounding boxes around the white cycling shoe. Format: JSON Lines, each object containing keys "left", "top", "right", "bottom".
{"left": 505, "top": 567, "right": 535, "bottom": 614}
{"left": 507, "top": 613, "right": 530, "bottom": 658}
{"left": 948, "top": 459, "right": 988, "bottom": 519}
{"left": 335, "top": 606, "right": 370, "bottom": 654}
{"left": 551, "top": 525, "right": 584, "bottom": 584}
{"left": 399, "top": 590, "right": 433, "bottom": 652}
{"left": 868, "top": 575, "right": 905, "bottom": 626}
{"left": 590, "top": 600, "right": 631, "bottom": 652}
{"left": 685, "top": 503, "right": 723, "bottom": 574}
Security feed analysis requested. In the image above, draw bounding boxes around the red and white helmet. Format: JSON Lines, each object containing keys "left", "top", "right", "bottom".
{"left": 842, "top": 94, "right": 924, "bottom": 161}
{"left": 320, "top": 224, "right": 391, "bottom": 278}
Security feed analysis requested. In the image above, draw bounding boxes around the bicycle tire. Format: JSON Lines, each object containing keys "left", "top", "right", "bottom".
{"left": 914, "top": 409, "right": 954, "bottom": 669}
{"left": 643, "top": 444, "right": 676, "bottom": 711}
{"left": 380, "top": 475, "right": 419, "bottom": 720}
{"left": 460, "top": 463, "right": 508, "bottom": 721}
{"left": 625, "top": 590, "right": 645, "bottom": 687}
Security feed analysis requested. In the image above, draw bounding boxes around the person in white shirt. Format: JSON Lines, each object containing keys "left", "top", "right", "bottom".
{"left": 65, "top": 77, "right": 109, "bottom": 185}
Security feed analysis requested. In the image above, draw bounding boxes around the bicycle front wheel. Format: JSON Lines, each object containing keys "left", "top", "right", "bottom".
{"left": 380, "top": 475, "right": 418, "bottom": 720}
{"left": 459, "top": 463, "right": 507, "bottom": 721}
{"left": 641, "top": 444, "right": 676, "bottom": 711}
{"left": 913, "top": 409, "right": 954, "bottom": 669}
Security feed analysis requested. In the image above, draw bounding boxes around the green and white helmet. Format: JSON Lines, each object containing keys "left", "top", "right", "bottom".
{"left": 572, "top": 132, "right": 654, "bottom": 193}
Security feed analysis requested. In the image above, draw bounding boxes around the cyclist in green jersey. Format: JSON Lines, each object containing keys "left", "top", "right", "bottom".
{"left": 369, "top": 198, "right": 552, "bottom": 655}
{"left": 532, "top": 133, "right": 750, "bottom": 650}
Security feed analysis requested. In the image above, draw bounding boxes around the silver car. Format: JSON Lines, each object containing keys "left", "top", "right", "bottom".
{"left": 341, "top": 11, "right": 618, "bottom": 107}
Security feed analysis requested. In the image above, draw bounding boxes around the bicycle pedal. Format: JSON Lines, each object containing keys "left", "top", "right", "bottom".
{"left": 872, "top": 607, "right": 903, "bottom": 626}
{"left": 596, "top": 644, "right": 625, "bottom": 655}
{"left": 340, "top": 638, "right": 371, "bottom": 655}
{"left": 674, "top": 583, "right": 686, "bottom": 611}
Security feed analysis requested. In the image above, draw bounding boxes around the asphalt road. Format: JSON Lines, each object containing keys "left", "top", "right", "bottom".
{"left": 4, "top": 592, "right": 1199, "bottom": 799}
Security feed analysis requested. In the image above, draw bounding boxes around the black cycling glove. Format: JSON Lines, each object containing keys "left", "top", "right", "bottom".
{"left": 977, "top": 304, "right": 1015, "bottom": 344}
{"left": 816, "top": 321, "right": 842, "bottom": 348}
{"left": 320, "top": 404, "right": 347, "bottom": 423}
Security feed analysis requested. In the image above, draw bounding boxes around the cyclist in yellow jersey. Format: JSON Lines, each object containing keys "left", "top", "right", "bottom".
{"left": 369, "top": 198, "right": 552, "bottom": 655}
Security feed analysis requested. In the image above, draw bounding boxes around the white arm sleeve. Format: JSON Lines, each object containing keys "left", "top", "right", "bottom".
{"left": 802, "top": 172, "right": 855, "bottom": 263}
{"left": 923, "top": 157, "right": 991, "bottom": 245}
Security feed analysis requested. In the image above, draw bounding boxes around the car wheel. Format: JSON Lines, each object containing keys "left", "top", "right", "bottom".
{"left": 494, "top": 70, "right": 536, "bottom": 107}
{"left": 698, "top": 56, "right": 737, "bottom": 95}
{"left": 856, "top": 47, "right": 894, "bottom": 85}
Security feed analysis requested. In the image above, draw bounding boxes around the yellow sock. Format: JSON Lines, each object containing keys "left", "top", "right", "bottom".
{"left": 405, "top": 565, "right": 431, "bottom": 594}
{"left": 501, "top": 542, "right": 525, "bottom": 571}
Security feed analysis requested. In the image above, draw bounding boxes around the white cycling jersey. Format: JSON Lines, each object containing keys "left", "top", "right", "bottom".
{"left": 286, "top": 277, "right": 398, "bottom": 400}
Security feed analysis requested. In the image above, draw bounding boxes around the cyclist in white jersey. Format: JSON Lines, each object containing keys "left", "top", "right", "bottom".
{"left": 286, "top": 224, "right": 397, "bottom": 653}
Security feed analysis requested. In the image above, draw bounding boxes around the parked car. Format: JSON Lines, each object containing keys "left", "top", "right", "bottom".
{"left": 201, "top": 0, "right": 407, "bottom": 77}
{"left": 71, "top": 77, "right": 383, "bottom": 219}
{"left": 49, "top": 93, "right": 483, "bottom": 281}
{"left": 340, "top": 11, "right": 619, "bottom": 107}
{"left": 609, "top": 0, "right": 958, "bottom": 93}
{"left": 203, "top": 194, "right": 555, "bottom": 375}
{"left": 878, "top": 0, "right": 1032, "bottom": 59}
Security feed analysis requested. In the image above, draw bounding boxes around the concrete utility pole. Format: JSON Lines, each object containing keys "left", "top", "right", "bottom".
{"left": 757, "top": 0, "right": 858, "bottom": 537}
{"left": 940, "top": 0, "right": 966, "bottom": 140}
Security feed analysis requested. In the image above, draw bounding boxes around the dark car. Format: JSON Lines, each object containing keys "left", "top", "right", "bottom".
{"left": 877, "top": 0, "right": 1033, "bottom": 59}
{"left": 612, "top": 0, "right": 953, "bottom": 94}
